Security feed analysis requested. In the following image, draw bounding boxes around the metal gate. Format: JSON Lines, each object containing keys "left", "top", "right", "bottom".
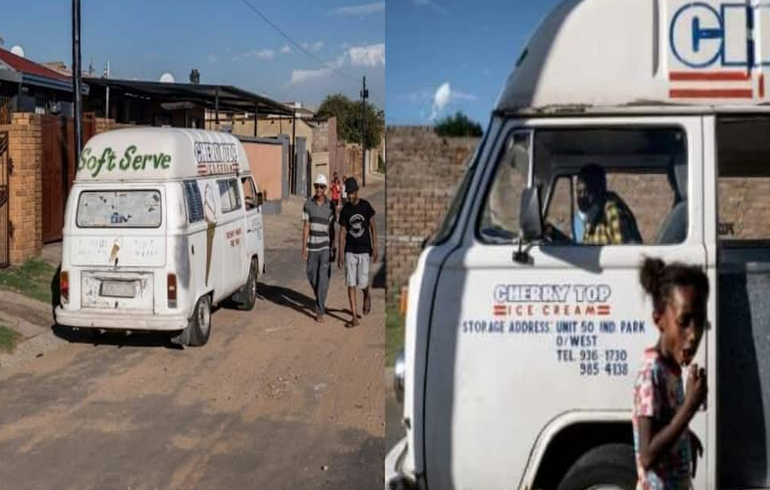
{"left": 0, "top": 132, "right": 10, "bottom": 267}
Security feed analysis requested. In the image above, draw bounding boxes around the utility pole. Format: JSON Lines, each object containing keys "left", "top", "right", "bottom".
{"left": 72, "top": 0, "right": 83, "bottom": 162}
{"left": 291, "top": 103, "right": 297, "bottom": 195}
{"left": 104, "top": 61, "right": 110, "bottom": 119}
{"left": 360, "top": 76, "right": 368, "bottom": 187}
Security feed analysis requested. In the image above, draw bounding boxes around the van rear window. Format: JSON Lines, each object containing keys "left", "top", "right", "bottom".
{"left": 76, "top": 190, "right": 162, "bottom": 228}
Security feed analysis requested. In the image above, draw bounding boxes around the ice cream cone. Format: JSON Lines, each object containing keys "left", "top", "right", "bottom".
{"left": 205, "top": 220, "right": 215, "bottom": 286}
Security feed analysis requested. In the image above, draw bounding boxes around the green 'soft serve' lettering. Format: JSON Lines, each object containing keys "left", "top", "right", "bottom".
{"left": 78, "top": 146, "right": 172, "bottom": 177}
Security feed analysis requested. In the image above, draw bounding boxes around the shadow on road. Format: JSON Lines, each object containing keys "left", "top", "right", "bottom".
{"left": 52, "top": 325, "right": 183, "bottom": 350}
{"left": 257, "top": 282, "right": 348, "bottom": 324}
{"left": 373, "top": 256, "right": 386, "bottom": 289}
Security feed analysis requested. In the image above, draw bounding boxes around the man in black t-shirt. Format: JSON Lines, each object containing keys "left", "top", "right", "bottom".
{"left": 337, "top": 177, "right": 378, "bottom": 328}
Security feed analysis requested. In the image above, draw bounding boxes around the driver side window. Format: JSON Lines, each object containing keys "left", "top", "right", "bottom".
{"left": 478, "top": 131, "right": 530, "bottom": 243}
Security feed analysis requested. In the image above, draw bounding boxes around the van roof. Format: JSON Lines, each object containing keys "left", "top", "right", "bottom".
{"left": 76, "top": 128, "right": 250, "bottom": 182}
{"left": 496, "top": 0, "right": 770, "bottom": 115}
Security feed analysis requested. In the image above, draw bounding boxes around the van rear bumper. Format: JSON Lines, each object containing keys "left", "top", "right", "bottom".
{"left": 54, "top": 307, "right": 187, "bottom": 331}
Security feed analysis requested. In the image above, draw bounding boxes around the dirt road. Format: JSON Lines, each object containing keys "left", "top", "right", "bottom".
{"left": 0, "top": 183, "right": 385, "bottom": 490}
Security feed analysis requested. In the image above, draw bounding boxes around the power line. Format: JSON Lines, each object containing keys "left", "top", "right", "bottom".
{"left": 236, "top": 0, "right": 358, "bottom": 85}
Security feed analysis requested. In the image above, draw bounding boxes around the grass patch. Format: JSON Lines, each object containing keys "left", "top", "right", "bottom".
{"left": 0, "top": 325, "right": 22, "bottom": 352}
{"left": 386, "top": 295, "right": 405, "bottom": 366}
{"left": 0, "top": 258, "right": 57, "bottom": 304}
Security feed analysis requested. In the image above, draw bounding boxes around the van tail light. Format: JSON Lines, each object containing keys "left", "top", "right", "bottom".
{"left": 167, "top": 274, "right": 177, "bottom": 308}
{"left": 60, "top": 271, "right": 69, "bottom": 304}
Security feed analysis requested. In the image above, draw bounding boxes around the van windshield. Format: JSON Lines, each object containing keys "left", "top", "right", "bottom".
{"left": 76, "top": 190, "right": 162, "bottom": 228}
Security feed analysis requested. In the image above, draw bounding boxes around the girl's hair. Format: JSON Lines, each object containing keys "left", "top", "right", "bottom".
{"left": 639, "top": 257, "right": 709, "bottom": 313}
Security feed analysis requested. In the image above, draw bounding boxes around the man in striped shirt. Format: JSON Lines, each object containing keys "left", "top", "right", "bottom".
{"left": 303, "top": 174, "right": 336, "bottom": 322}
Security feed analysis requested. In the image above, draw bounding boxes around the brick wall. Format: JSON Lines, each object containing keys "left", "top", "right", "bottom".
{"left": 0, "top": 113, "right": 43, "bottom": 264}
{"left": 386, "top": 127, "right": 479, "bottom": 295}
{"left": 344, "top": 144, "right": 364, "bottom": 183}
{"left": 94, "top": 117, "right": 131, "bottom": 136}
{"left": 719, "top": 177, "right": 770, "bottom": 239}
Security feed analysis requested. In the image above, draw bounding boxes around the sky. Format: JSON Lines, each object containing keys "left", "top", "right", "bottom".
{"left": 0, "top": 0, "right": 385, "bottom": 110}
{"left": 386, "top": 0, "right": 561, "bottom": 126}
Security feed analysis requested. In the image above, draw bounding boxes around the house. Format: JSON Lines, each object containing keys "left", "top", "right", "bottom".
{"left": 0, "top": 47, "right": 85, "bottom": 123}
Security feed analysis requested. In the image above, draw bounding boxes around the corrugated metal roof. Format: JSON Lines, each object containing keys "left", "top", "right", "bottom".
{"left": 0, "top": 47, "right": 70, "bottom": 82}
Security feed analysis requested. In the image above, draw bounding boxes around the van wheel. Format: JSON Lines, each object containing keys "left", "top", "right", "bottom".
{"left": 556, "top": 444, "right": 636, "bottom": 490}
{"left": 185, "top": 294, "right": 212, "bottom": 346}
{"left": 238, "top": 257, "right": 259, "bottom": 311}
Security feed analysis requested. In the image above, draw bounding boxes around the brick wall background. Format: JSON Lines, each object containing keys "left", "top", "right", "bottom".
{"left": 94, "top": 117, "right": 130, "bottom": 135}
{"left": 386, "top": 127, "right": 479, "bottom": 295}
{"left": 1, "top": 113, "right": 43, "bottom": 264}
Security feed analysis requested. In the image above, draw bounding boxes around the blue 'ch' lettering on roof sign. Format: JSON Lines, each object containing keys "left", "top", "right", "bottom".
{"left": 670, "top": 3, "right": 770, "bottom": 68}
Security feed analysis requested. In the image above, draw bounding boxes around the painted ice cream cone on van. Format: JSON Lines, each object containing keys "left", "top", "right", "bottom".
{"left": 203, "top": 184, "right": 216, "bottom": 286}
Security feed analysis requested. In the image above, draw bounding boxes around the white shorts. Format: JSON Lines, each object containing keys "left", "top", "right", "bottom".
{"left": 345, "top": 252, "right": 370, "bottom": 288}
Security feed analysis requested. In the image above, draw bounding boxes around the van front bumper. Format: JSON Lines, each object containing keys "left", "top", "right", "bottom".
{"left": 55, "top": 307, "right": 188, "bottom": 331}
{"left": 385, "top": 438, "right": 419, "bottom": 490}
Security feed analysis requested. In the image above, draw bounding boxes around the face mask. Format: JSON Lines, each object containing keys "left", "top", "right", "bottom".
{"left": 577, "top": 202, "right": 600, "bottom": 224}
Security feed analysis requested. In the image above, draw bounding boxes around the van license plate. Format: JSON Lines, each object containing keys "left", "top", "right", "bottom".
{"left": 101, "top": 281, "right": 136, "bottom": 298}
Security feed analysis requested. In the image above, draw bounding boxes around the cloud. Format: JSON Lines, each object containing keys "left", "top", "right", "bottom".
{"left": 207, "top": 54, "right": 218, "bottom": 63}
{"left": 288, "top": 43, "right": 384, "bottom": 86}
{"left": 289, "top": 67, "right": 333, "bottom": 85}
{"left": 300, "top": 41, "right": 324, "bottom": 52}
{"left": 233, "top": 48, "right": 276, "bottom": 61}
{"left": 333, "top": 2, "right": 385, "bottom": 16}
{"left": 281, "top": 45, "right": 291, "bottom": 54}
{"left": 256, "top": 49, "right": 275, "bottom": 60}
{"left": 412, "top": 0, "right": 447, "bottom": 14}
{"left": 346, "top": 43, "right": 385, "bottom": 67}
{"left": 428, "top": 82, "right": 477, "bottom": 121}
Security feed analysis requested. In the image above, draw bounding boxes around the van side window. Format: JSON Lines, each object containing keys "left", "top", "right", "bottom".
{"left": 218, "top": 179, "right": 242, "bottom": 214}
{"left": 241, "top": 177, "right": 258, "bottom": 210}
{"left": 717, "top": 117, "right": 770, "bottom": 243}
{"left": 182, "top": 180, "right": 204, "bottom": 223}
{"left": 479, "top": 128, "right": 687, "bottom": 245}
{"left": 538, "top": 128, "right": 686, "bottom": 246}
{"left": 478, "top": 131, "right": 531, "bottom": 243}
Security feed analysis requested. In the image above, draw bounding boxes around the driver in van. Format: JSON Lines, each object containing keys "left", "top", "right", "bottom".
{"left": 576, "top": 164, "right": 642, "bottom": 245}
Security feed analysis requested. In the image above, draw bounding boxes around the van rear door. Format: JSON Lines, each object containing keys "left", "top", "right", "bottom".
{"left": 69, "top": 186, "right": 166, "bottom": 311}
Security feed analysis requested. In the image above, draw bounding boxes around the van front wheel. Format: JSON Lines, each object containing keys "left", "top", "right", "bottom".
{"left": 185, "top": 294, "right": 212, "bottom": 347}
{"left": 556, "top": 444, "right": 636, "bottom": 490}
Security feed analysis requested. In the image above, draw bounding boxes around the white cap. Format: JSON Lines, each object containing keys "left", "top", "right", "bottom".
{"left": 314, "top": 174, "right": 328, "bottom": 186}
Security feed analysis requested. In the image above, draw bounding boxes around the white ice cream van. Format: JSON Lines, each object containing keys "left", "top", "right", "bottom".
{"left": 388, "top": 0, "right": 770, "bottom": 489}
{"left": 55, "top": 128, "right": 265, "bottom": 346}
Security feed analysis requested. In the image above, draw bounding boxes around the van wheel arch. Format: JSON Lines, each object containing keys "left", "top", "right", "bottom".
{"left": 236, "top": 256, "right": 259, "bottom": 311}
{"left": 532, "top": 422, "right": 634, "bottom": 490}
{"left": 174, "top": 291, "right": 213, "bottom": 347}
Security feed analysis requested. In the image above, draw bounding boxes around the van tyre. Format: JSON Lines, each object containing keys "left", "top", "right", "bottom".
{"left": 238, "top": 257, "right": 259, "bottom": 311}
{"left": 556, "top": 443, "right": 636, "bottom": 490}
{"left": 181, "top": 294, "right": 212, "bottom": 347}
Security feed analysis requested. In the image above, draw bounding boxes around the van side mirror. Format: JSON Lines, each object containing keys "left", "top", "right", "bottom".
{"left": 519, "top": 187, "right": 543, "bottom": 241}
{"left": 257, "top": 192, "right": 264, "bottom": 207}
